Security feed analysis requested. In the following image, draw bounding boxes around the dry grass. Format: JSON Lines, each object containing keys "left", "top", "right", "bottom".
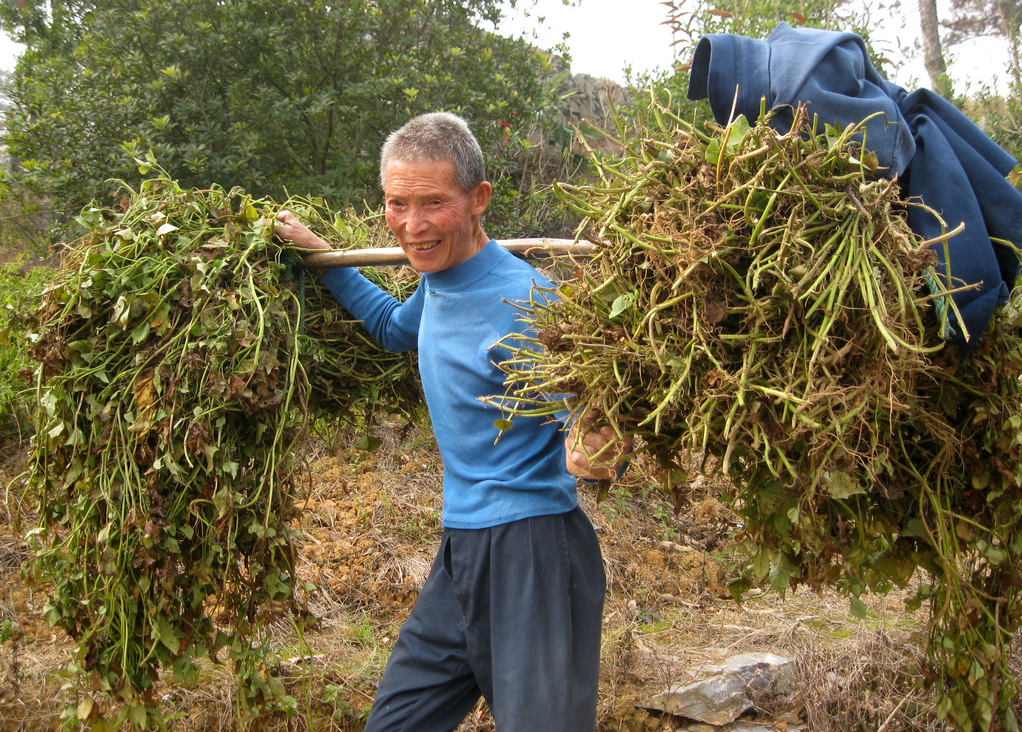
{"left": 2, "top": 422, "right": 1020, "bottom": 730}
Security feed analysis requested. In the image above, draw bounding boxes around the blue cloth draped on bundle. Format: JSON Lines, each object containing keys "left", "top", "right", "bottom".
{"left": 687, "top": 22, "right": 1022, "bottom": 348}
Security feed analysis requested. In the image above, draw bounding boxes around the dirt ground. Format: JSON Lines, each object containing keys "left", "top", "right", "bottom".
{"left": 0, "top": 419, "right": 997, "bottom": 731}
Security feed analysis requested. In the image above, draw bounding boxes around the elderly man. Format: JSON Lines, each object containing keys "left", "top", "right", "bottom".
{"left": 276, "top": 112, "right": 624, "bottom": 731}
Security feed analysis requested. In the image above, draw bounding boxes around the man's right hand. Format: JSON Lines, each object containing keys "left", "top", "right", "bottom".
{"left": 565, "top": 418, "right": 632, "bottom": 481}
{"left": 274, "top": 210, "right": 331, "bottom": 251}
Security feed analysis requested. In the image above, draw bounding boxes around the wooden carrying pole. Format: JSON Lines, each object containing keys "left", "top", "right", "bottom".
{"left": 302, "top": 238, "right": 598, "bottom": 268}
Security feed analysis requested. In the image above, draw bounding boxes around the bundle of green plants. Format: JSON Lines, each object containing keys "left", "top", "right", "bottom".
{"left": 494, "top": 100, "right": 950, "bottom": 497}
{"left": 491, "top": 93, "right": 1022, "bottom": 730}
{"left": 23, "top": 168, "right": 420, "bottom": 726}
{"left": 281, "top": 201, "right": 422, "bottom": 427}
{"left": 907, "top": 301, "right": 1022, "bottom": 731}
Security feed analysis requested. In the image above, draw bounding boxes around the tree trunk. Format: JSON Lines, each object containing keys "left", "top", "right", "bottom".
{"left": 919, "top": 0, "right": 954, "bottom": 97}
{"left": 995, "top": 0, "right": 1022, "bottom": 89}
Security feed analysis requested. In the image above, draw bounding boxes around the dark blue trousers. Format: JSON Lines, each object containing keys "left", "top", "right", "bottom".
{"left": 363, "top": 506, "right": 605, "bottom": 731}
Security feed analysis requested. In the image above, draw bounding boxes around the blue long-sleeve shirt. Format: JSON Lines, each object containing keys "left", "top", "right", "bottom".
{"left": 687, "top": 22, "right": 1022, "bottom": 347}
{"left": 320, "top": 240, "right": 578, "bottom": 529}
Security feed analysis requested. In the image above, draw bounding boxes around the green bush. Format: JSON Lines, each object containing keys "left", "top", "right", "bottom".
{"left": 0, "top": 256, "right": 51, "bottom": 440}
{"left": 963, "top": 84, "right": 1022, "bottom": 172}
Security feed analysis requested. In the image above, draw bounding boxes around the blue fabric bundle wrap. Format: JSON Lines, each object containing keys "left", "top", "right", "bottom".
{"left": 687, "top": 22, "right": 1022, "bottom": 348}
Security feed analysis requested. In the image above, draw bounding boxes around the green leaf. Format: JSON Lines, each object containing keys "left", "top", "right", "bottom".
{"left": 849, "top": 596, "right": 868, "bottom": 619}
{"left": 154, "top": 614, "right": 181, "bottom": 654}
{"left": 704, "top": 138, "right": 721, "bottom": 164}
{"left": 42, "top": 601, "right": 62, "bottom": 627}
{"left": 355, "top": 434, "right": 382, "bottom": 451}
{"left": 724, "top": 115, "right": 750, "bottom": 151}
{"left": 609, "top": 292, "right": 634, "bottom": 319}
{"left": 76, "top": 696, "right": 95, "bottom": 721}
{"left": 130, "top": 320, "right": 150, "bottom": 343}
{"left": 768, "top": 552, "right": 797, "bottom": 595}
{"left": 751, "top": 547, "right": 772, "bottom": 579}
{"left": 248, "top": 518, "right": 266, "bottom": 538}
{"left": 112, "top": 294, "right": 131, "bottom": 327}
{"left": 901, "top": 517, "right": 927, "bottom": 538}
{"left": 173, "top": 654, "right": 200, "bottom": 686}
{"left": 493, "top": 418, "right": 513, "bottom": 432}
{"left": 745, "top": 189, "right": 770, "bottom": 217}
{"left": 40, "top": 390, "right": 58, "bottom": 416}
{"left": 126, "top": 703, "right": 147, "bottom": 728}
{"left": 824, "top": 471, "right": 865, "bottom": 499}
{"left": 984, "top": 545, "right": 1007, "bottom": 564}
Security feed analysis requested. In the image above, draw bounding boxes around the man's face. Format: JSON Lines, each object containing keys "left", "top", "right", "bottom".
{"left": 383, "top": 158, "right": 491, "bottom": 273}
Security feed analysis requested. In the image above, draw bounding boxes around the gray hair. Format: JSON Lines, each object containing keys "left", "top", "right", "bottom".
{"left": 379, "top": 112, "right": 486, "bottom": 193}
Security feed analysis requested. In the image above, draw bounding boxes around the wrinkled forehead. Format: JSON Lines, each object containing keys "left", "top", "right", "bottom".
{"left": 382, "top": 157, "right": 463, "bottom": 194}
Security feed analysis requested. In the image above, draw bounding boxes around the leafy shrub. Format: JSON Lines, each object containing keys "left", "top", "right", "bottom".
{"left": 0, "top": 256, "right": 50, "bottom": 441}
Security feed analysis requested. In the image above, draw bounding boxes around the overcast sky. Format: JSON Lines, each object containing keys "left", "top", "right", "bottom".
{"left": 497, "top": 0, "right": 1010, "bottom": 94}
{"left": 497, "top": 0, "right": 678, "bottom": 83}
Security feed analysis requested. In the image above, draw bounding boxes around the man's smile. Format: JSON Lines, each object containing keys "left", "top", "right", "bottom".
{"left": 406, "top": 240, "right": 440, "bottom": 251}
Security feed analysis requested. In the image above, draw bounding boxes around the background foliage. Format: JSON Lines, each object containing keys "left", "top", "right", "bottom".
{"left": 0, "top": 256, "right": 48, "bottom": 437}
{"left": 0, "top": 0, "right": 575, "bottom": 239}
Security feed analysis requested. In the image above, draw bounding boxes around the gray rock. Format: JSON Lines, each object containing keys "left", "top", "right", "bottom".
{"left": 675, "top": 723, "right": 803, "bottom": 732}
{"left": 721, "top": 652, "right": 794, "bottom": 696}
{"left": 643, "top": 652, "right": 793, "bottom": 726}
{"left": 678, "top": 723, "right": 720, "bottom": 732}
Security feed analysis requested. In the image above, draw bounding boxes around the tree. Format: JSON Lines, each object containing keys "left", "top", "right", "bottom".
{"left": 944, "top": 0, "right": 1022, "bottom": 89}
{"left": 645, "top": 0, "right": 866, "bottom": 125}
{"left": 928, "top": 0, "right": 1022, "bottom": 161}
{"left": 0, "top": 0, "right": 568, "bottom": 235}
{"left": 661, "top": 0, "right": 864, "bottom": 52}
{"left": 0, "top": 0, "right": 90, "bottom": 55}
{"left": 919, "top": 0, "right": 954, "bottom": 97}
